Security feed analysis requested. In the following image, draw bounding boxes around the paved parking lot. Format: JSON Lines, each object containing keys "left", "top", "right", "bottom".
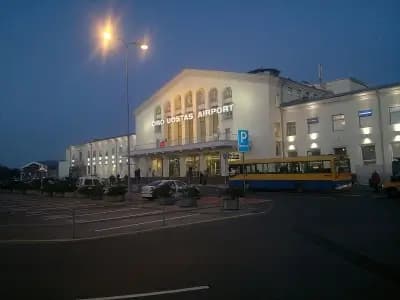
{"left": 0, "top": 191, "right": 269, "bottom": 240}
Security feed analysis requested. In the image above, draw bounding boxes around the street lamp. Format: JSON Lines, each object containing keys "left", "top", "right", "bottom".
{"left": 101, "top": 28, "right": 148, "bottom": 199}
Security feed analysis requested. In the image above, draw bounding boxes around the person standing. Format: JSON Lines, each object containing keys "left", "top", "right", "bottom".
{"left": 199, "top": 171, "right": 204, "bottom": 185}
{"left": 370, "top": 170, "right": 381, "bottom": 192}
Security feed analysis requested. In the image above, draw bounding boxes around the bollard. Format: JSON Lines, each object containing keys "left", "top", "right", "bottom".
{"left": 72, "top": 208, "right": 76, "bottom": 239}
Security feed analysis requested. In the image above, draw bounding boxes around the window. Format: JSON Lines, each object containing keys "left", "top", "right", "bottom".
{"left": 185, "top": 92, "right": 193, "bottom": 111}
{"left": 275, "top": 141, "right": 282, "bottom": 156}
{"left": 223, "top": 87, "right": 232, "bottom": 100}
{"left": 307, "top": 149, "right": 321, "bottom": 156}
{"left": 273, "top": 122, "right": 281, "bottom": 138}
{"left": 154, "top": 106, "right": 162, "bottom": 133}
{"left": 304, "top": 91, "right": 310, "bottom": 98}
{"left": 393, "top": 143, "right": 400, "bottom": 159}
{"left": 361, "top": 145, "right": 376, "bottom": 164}
{"left": 196, "top": 89, "right": 205, "bottom": 108}
{"left": 307, "top": 117, "right": 319, "bottom": 133}
{"left": 93, "top": 151, "right": 96, "bottom": 158}
{"left": 287, "top": 150, "right": 298, "bottom": 157}
{"left": 296, "top": 89, "right": 301, "bottom": 98}
{"left": 286, "top": 122, "right": 296, "bottom": 136}
{"left": 174, "top": 95, "right": 182, "bottom": 111}
{"left": 209, "top": 88, "right": 218, "bottom": 107}
{"left": 358, "top": 109, "right": 373, "bottom": 128}
{"left": 225, "top": 128, "right": 231, "bottom": 140}
{"left": 87, "top": 151, "right": 90, "bottom": 158}
{"left": 334, "top": 147, "right": 347, "bottom": 155}
{"left": 222, "top": 87, "right": 233, "bottom": 119}
{"left": 287, "top": 87, "right": 292, "bottom": 95}
{"left": 165, "top": 101, "right": 171, "bottom": 114}
{"left": 332, "top": 114, "right": 345, "bottom": 131}
{"left": 79, "top": 151, "right": 82, "bottom": 162}
{"left": 389, "top": 106, "right": 400, "bottom": 124}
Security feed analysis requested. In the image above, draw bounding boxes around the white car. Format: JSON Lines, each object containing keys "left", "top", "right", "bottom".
{"left": 141, "top": 180, "right": 188, "bottom": 199}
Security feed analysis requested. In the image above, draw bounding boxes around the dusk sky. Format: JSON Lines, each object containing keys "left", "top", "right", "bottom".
{"left": 1, "top": 0, "right": 399, "bottom": 168}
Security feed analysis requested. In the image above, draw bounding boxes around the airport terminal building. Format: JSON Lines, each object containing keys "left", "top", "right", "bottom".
{"left": 63, "top": 68, "right": 400, "bottom": 184}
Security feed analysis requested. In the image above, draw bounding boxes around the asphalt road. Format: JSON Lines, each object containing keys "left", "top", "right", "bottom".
{"left": 1, "top": 189, "right": 400, "bottom": 299}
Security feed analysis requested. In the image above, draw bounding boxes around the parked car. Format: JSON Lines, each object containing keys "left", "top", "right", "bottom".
{"left": 141, "top": 180, "right": 189, "bottom": 199}
{"left": 77, "top": 176, "right": 101, "bottom": 188}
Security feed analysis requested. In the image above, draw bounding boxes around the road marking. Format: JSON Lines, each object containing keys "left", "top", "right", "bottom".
{"left": 79, "top": 210, "right": 163, "bottom": 224}
{"left": 77, "top": 285, "right": 210, "bottom": 300}
{"left": 95, "top": 213, "right": 199, "bottom": 232}
{"left": 41, "top": 207, "right": 142, "bottom": 220}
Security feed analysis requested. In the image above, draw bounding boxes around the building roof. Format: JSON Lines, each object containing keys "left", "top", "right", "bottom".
{"left": 134, "top": 68, "right": 326, "bottom": 115}
{"left": 281, "top": 81, "right": 400, "bottom": 108}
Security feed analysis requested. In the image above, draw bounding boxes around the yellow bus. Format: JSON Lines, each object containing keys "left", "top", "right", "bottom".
{"left": 228, "top": 155, "right": 352, "bottom": 191}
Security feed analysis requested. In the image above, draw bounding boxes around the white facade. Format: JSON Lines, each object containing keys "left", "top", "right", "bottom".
{"left": 132, "top": 69, "right": 327, "bottom": 181}
{"left": 62, "top": 134, "right": 136, "bottom": 179}
{"left": 63, "top": 68, "right": 400, "bottom": 184}
{"left": 281, "top": 84, "right": 400, "bottom": 184}
{"left": 132, "top": 68, "right": 400, "bottom": 184}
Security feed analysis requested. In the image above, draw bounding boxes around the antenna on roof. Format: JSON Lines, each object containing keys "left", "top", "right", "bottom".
{"left": 318, "top": 64, "right": 323, "bottom": 85}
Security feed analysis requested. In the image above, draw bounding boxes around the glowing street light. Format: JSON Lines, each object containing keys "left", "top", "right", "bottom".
{"left": 98, "top": 20, "right": 150, "bottom": 200}
{"left": 103, "top": 31, "right": 112, "bottom": 41}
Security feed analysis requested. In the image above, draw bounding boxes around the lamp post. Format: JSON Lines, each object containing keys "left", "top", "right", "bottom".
{"left": 101, "top": 30, "right": 148, "bottom": 198}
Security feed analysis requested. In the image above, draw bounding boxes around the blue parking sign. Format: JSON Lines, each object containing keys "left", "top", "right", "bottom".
{"left": 237, "top": 129, "right": 249, "bottom": 152}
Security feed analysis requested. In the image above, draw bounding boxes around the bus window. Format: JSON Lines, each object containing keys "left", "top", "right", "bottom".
{"left": 229, "top": 165, "right": 241, "bottom": 176}
{"left": 255, "top": 163, "right": 264, "bottom": 173}
{"left": 279, "top": 163, "right": 289, "bottom": 173}
{"left": 265, "top": 163, "right": 278, "bottom": 173}
{"left": 336, "top": 158, "right": 351, "bottom": 173}
{"left": 322, "top": 160, "right": 332, "bottom": 172}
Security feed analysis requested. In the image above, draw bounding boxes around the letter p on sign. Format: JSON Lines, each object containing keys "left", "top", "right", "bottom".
{"left": 237, "top": 129, "right": 249, "bottom": 152}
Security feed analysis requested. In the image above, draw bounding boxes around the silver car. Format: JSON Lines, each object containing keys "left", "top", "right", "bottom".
{"left": 141, "top": 180, "right": 187, "bottom": 199}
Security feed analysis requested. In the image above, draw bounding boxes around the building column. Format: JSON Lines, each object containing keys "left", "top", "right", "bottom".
{"left": 162, "top": 156, "right": 169, "bottom": 178}
{"left": 199, "top": 153, "right": 206, "bottom": 173}
{"left": 220, "top": 152, "right": 228, "bottom": 177}
{"left": 179, "top": 156, "right": 186, "bottom": 178}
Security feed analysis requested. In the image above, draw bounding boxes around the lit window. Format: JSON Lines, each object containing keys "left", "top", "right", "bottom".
{"left": 359, "top": 109, "right": 373, "bottom": 128}
{"left": 332, "top": 114, "right": 345, "bottom": 131}
{"left": 389, "top": 106, "right": 400, "bottom": 124}
{"left": 361, "top": 144, "right": 376, "bottom": 164}
{"left": 286, "top": 122, "right": 296, "bottom": 136}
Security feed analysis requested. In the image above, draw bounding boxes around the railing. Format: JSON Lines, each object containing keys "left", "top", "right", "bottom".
{"left": 134, "top": 134, "right": 237, "bottom": 152}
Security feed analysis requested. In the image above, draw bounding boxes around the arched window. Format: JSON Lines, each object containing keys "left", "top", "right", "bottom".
{"left": 165, "top": 101, "right": 171, "bottom": 113}
{"left": 154, "top": 106, "right": 162, "bottom": 133}
{"left": 155, "top": 106, "right": 162, "bottom": 119}
{"left": 185, "top": 91, "right": 193, "bottom": 111}
{"left": 174, "top": 95, "right": 182, "bottom": 111}
{"left": 209, "top": 88, "right": 218, "bottom": 108}
{"left": 223, "top": 87, "right": 233, "bottom": 120}
{"left": 196, "top": 89, "right": 205, "bottom": 108}
{"left": 223, "top": 87, "right": 232, "bottom": 102}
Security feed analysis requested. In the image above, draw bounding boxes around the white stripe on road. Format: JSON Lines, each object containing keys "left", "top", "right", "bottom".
{"left": 77, "top": 285, "right": 210, "bottom": 300}
{"left": 42, "top": 207, "right": 142, "bottom": 220}
{"left": 95, "top": 213, "right": 199, "bottom": 232}
{"left": 79, "top": 210, "right": 163, "bottom": 224}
